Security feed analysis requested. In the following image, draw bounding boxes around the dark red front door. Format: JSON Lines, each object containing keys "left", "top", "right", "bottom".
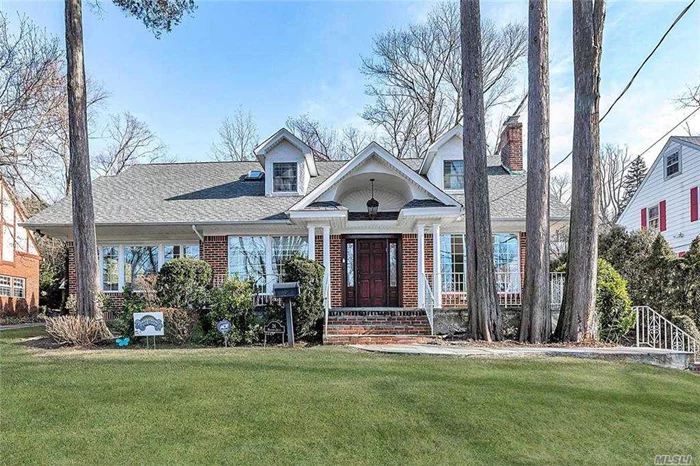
{"left": 357, "top": 239, "right": 387, "bottom": 307}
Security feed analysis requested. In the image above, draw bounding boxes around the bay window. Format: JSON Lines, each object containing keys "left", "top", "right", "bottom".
{"left": 440, "top": 233, "right": 521, "bottom": 293}
{"left": 124, "top": 246, "right": 159, "bottom": 289}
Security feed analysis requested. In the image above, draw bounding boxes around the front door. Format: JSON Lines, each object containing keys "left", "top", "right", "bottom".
{"left": 357, "top": 239, "right": 387, "bottom": 307}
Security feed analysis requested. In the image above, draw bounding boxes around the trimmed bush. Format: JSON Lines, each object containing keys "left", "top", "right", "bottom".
{"left": 155, "top": 258, "right": 212, "bottom": 311}
{"left": 282, "top": 254, "right": 325, "bottom": 341}
{"left": 45, "top": 315, "right": 109, "bottom": 346}
{"left": 113, "top": 287, "right": 147, "bottom": 338}
{"left": 596, "top": 259, "right": 634, "bottom": 343}
{"left": 157, "top": 307, "right": 199, "bottom": 345}
{"left": 204, "top": 277, "right": 258, "bottom": 345}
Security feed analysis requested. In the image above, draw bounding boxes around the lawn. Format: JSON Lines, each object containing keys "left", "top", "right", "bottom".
{"left": 1, "top": 328, "right": 698, "bottom": 465}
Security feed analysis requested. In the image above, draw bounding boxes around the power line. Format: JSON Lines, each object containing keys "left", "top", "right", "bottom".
{"left": 490, "top": 0, "right": 696, "bottom": 203}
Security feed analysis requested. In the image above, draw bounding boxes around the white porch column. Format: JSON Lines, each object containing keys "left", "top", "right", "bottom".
{"left": 417, "top": 223, "right": 425, "bottom": 309}
{"left": 322, "top": 225, "right": 331, "bottom": 310}
{"left": 307, "top": 225, "right": 316, "bottom": 261}
{"left": 432, "top": 224, "right": 442, "bottom": 309}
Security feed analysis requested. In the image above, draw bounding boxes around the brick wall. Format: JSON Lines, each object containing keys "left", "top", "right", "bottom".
{"left": 202, "top": 236, "right": 228, "bottom": 284}
{"left": 330, "top": 235, "right": 343, "bottom": 308}
{"left": 314, "top": 235, "right": 323, "bottom": 263}
{"left": 0, "top": 252, "right": 40, "bottom": 317}
{"left": 402, "top": 234, "right": 418, "bottom": 308}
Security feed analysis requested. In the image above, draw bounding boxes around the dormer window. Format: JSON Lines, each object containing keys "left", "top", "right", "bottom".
{"left": 273, "top": 162, "right": 298, "bottom": 193}
{"left": 444, "top": 160, "right": 464, "bottom": 190}
{"left": 665, "top": 150, "right": 680, "bottom": 178}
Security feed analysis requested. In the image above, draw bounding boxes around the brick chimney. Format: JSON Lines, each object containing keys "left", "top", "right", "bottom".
{"left": 497, "top": 115, "right": 523, "bottom": 172}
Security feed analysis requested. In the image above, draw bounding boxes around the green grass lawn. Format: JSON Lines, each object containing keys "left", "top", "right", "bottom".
{"left": 1, "top": 327, "right": 698, "bottom": 465}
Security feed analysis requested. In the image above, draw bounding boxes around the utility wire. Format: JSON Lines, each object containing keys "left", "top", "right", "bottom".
{"left": 490, "top": 0, "right": 696, "bottom": 203}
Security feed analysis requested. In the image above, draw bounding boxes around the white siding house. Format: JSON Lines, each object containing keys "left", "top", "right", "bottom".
{"left": 617, "top": 136, "right": 700, "bottom": 253}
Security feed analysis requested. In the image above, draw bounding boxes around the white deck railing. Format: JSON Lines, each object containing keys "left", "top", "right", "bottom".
{"left": 441, "top": 271, "right": 566, "bottom": 309}
{"left": 635, "top": 305, "right": 698, "bottom": 362}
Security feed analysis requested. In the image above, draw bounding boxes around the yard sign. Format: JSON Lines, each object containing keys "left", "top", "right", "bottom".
{"left": 133, "top": 312, "right": 165, "bottom": 337}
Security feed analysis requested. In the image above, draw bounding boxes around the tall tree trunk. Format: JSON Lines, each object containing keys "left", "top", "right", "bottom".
{"left": 461, "top": 0, "right": 503, "bottom": 341}
{"left": 520, "top": 0, "right": 551, "bottom": 343}
{"left": 65, "top": 0, "right": 102, "bottom": 321}
{"left": 554, "top": 0, "right": 605, "bottom": 342}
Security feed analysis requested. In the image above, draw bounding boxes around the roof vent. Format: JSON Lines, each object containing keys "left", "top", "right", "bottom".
{"left": 245, "top": 170, "right": 264, "bottom": 181}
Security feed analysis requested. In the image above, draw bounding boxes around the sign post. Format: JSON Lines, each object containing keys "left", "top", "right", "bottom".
{"left": 133, "top": 312, "right": 164, "bottom": 349}
{"left": 216, "top": 319, "right": 232, "bottom": 347}
{"left": 273, "top": 282, "right": 300, "bottom": 347}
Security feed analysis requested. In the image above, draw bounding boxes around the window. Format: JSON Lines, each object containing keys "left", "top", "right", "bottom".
{"left": 665, "top": 151, "right": 680, "bottom": 178}
{"left": 389, "top": 243, "right": 398, "bottom": 288}
{"left": 273, "top": 162, "right": 298, "bottom": 192}
{"left": 443, "top": 160, "right": 464, "bottom": 190}
{"left": 346, "top": 242, "right": 354, "bottom": 287}
{"left": 101, "top": 247, "right": 120, "bottom": 291}
{"left": 440, "top": 234, "right": 467, "bottom": 292}
{"left": 0, "top": 276, "right": 10, "bottom": 296}
{"left": 648, "top": 205, "right": 660, "bottom": 231}
{"left": 441, "top": 233, "right": 521, "bottom": 293}
{"left": 12, "top": 277, "right": 24, "bottom": 298}
{"left": 272, "top": 236, "right": 307, "bottom": 279}
{"left": 164, "top": 244, "right": 200, "bottom": 262}
{"left": 228, "top": 236, "right": 267, "bottom": 285}
{"left": 493, "top": 234, "right": 520, "bottom": 293}
{"left": 124, "top": 246, "right": 159, "bottom": 289}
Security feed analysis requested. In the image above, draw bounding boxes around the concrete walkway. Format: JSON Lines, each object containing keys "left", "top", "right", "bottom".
{"left": 0, "top": 322, "right": 44, "bottom": 331}
{"left": 352, "top": 343, "right": 694, "bottom": 370}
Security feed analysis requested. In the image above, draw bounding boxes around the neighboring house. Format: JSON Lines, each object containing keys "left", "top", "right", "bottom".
{"left": 0, "top": 178, "right": 41, "bottom": 318}
{"left": 617, "top": 136, "right": 700, "bottom": 254}
{"left": 25, "top": 117, "right": 569, "bottom": 342}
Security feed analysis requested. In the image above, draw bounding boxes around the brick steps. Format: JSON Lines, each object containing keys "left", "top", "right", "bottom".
{"left": 324, "top": 335, "right": 438, "bottom": 345}
{"left": 324, "top": 308, "right": 433, "bottom": 345}
{"left": 690, "top": 363, "right": 700, "bottom": 374}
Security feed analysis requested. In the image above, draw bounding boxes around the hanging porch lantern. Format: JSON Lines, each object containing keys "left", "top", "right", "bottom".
{"left": 366, "top": 178, "right": 379, "bottom": 220}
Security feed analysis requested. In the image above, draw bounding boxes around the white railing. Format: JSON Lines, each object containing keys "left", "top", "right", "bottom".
{"left": 423, "top": 273, "right": 435, "bottom": 335}
{"left": 214, "top": 273, "right": 281, "bottom": 307}
{"left": 441, "top": 271, "right": 565, "bottom": 309}
{"left": 635, "top": 305, "right": 698, "bottom": 362}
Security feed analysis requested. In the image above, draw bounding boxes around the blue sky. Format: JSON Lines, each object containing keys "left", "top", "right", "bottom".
{"left": 5, "top": 0, "right": 700, "bottom": 175}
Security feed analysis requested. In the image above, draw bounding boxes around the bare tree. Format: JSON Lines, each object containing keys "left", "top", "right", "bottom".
{"left": 362, "top": 2, "right": 526, "bottom": 157}
{"left": 93, "top": 112, "right": 170, "bottom": 176}
{"left": 599, "top": 143, "right": 632, "bottom": 228}
{"left": 676, "top": 81, "right": 700, "bottom": 108}
{"left": 461, "top": 0, "right": 503, "bottom": 341}
{"left": 550, "top": 173, "right": 571, "bottom": 208}
{"left": 286, "top": 114, "right": 371, "bottom": 160}
{"left": 210, "top": 107, "right": 258, "bottom": 161}
{"left": 338, "top": 125, "right": 371, "bottom": 159}
{"left": 521, "top": 0, "right": 551, "bottom": 344}
{"left": 554, "top": 0, "right": 605, "bottom": 343}
{"left": 64, "top": 0, "right": 194, "bottom": 319}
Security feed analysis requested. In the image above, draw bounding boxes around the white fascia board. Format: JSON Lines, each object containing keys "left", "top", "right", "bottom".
{"left": 254, "top": 128, "right": 317, "bottom": 176}
{"left": 419, "top": 125, "right": 463, "bottom": 175}
{"left": 288, "top": 210, "right": 347, "bottom": 220}
{"left": 400, "top": 206, "right": 463, "bottom": 217}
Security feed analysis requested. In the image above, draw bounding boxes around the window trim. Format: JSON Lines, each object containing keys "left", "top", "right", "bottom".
{"left": 647, "top": 204, "right": 660, "bottom": 232}
{"left": 664, "top": 149, "right": 681, "bottom": 179}
{"left": 0, "top": 275, "right": 26, "bottom": 298}
{"left": 272, "top": 162, "right": 299, "bottom": 193}
{"left": 443, "top": 159, "right": 465, "bottom": 191}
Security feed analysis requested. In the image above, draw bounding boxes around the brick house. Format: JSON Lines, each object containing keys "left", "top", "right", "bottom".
{"left": 0, "top": 179, "right": 41, "bottom": 319}
{"left": 25, "top": 119, "right": 568, "bottom": 342}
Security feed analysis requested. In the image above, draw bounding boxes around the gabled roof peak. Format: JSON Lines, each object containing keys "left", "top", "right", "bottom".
{"left": 254, "top": 128, "right": 318, "bottom": 176}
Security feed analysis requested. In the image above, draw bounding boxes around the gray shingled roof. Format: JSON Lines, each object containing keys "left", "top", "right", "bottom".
{"left": 26, "top": 157, "right": 568, "bottom": 226}
{"left": 675, "top": 136, "right": 700, "bottom": 148}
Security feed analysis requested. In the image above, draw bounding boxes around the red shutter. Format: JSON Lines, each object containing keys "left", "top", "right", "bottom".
{"left": 659, "top": 200, "right": 667, "bottom": 232}
{"left": 641, "top": 208, "right": 647, "bottom": 229}
{"left": 691, "top": 187, "right": 699, "bottom": 222}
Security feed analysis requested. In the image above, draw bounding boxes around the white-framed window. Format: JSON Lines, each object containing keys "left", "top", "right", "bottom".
{"left": 228, "top": 236, "right": 267, "bottom": 284}
{"left": 443, "top": 160, "right": 464, "bottom": 190}
{"left": 272, "top": 162, "right": 298, "bottom": 193}
{"left": 271, "top": 236, "right": 308, "bottom": 278}
{"left": 12, "top": 277, "right": 25, "bottom": 298}
{"left": 440, "top": 233, "right": 521, "bottom": 293}
{"left": 665, "top": 150, "right": 680, "bottom": 178}
{"left": 648, "top": 204, "right": 660, "bottom": 231}
{"left": 164, "top": 244, "right": 200, "bottom": 262}
{"left": 100, "top": 246, "right": 120, "bottom": 292}
{"left": 124, "top": 246, "right": 159, "bottom": 289}
{"left": 0, "top": 276, "right": 10, "bottom": 296}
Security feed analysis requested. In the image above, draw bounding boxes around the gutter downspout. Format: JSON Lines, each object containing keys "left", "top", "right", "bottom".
{"left": 191, "top": 224, "right": 204, "bottom": 242}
